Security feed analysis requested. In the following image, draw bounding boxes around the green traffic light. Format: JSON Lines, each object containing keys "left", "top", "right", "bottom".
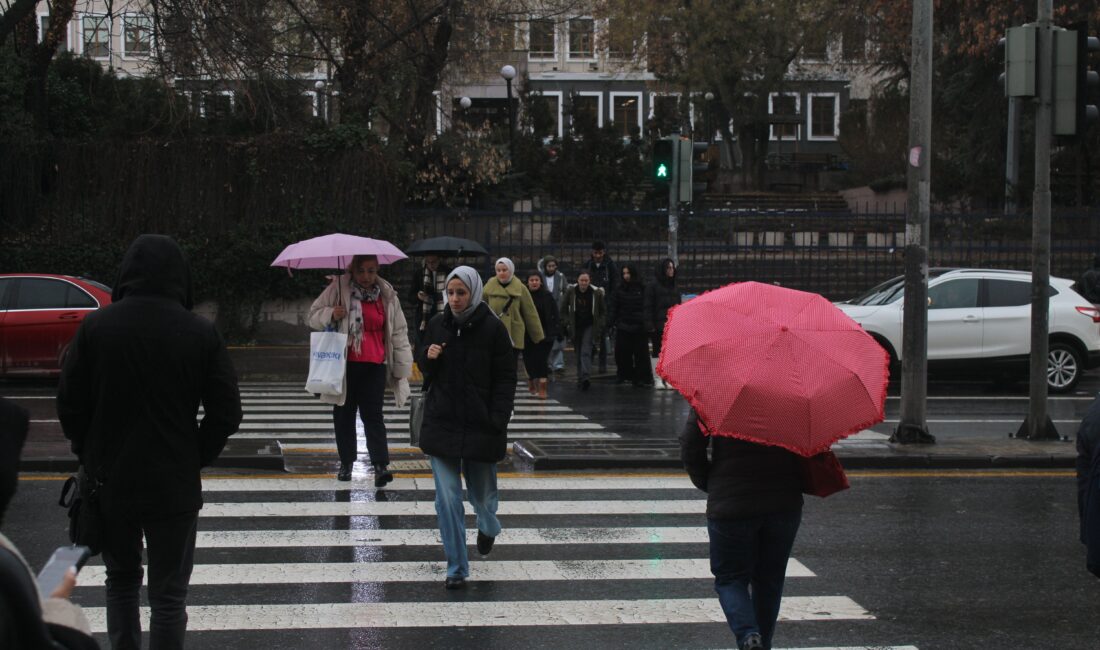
{"left": 656, "top": 164, "right": 668, "bottom": 178}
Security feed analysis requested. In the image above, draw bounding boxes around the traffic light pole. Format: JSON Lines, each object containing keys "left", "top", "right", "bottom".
{"left": 1005, "top": 96, "right": 1020, "bottom": 214}
{"left": 894, "top": 0, "right": 935, "bottom": 445}
{"left": 668, "top": 138, "right": 680, "bottom": 266}
{"left": 1022, "top": 0, "right": 1059, "bottom": 440}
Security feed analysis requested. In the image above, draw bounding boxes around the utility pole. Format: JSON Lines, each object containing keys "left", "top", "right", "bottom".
{"left": 1005, "top": 97, "right": 1020, "bottom": 214}
{"left": 1022, "top": 0, "right": 1059, "bottom": 440}
{"left": 894, "top": 0, "right": 935, "bottom": 444}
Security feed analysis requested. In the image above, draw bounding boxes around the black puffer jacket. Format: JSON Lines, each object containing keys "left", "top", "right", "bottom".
{"left": 56, "top": 235, "right": 242, "bottom": 518}
{"left": 680, "top": 411, "right": 803, "bottom": 519}
{"left": 417, "top": 302, "right": 517, "bottom": 462}
{"left": 644, "top": 259, "right": 681, "bottom": 334}
{"left": 609, "top": 278, "right": 646, "bottom": 333}
{"left": 527, "top": 285, "right": 560, "bottom": 343}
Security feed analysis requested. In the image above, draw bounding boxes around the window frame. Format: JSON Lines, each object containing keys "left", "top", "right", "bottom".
{"left": 604, "top": 16, "right": 638, "bottom": 60}
{"left": 527, "top": 17, "right": 558, "bottom": 61}
{"left": 927, "top": 278, "right": 981, "bottom": 310}
{"left": 768, "top": 92, "right": 801, "bottom": 141}
{"left": 609, "top": 91, "right": 644, "bottom": 138}
{"left": 807, "top": 92, "right": 840, "bottom": 141}
{"left": 199, "top": 90, "right": 236, "bottom": 119}
{"left": 80, "top": 13, "right": 111, "bottom": 60}
{"left": 10, "top": 277, "right": 99, "bottom": 312}
{"left": 566, "top": 16, "right": 597, "bottom": 61}
{"left": 531, "top": 90, "right": 564, "bottom": 140}
{"left": 571, "top": 91, "right": 604, "bottom": 130}
{"left": 121, "top": 12, "right": 153, "bottom": 59}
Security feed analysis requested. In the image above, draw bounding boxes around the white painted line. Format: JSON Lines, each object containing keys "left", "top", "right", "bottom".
{"left": 79, "top": 558, "right": 813, "bottom": 587}
{"left": 233, "top": 401, "right": 572, "bottom": 410}
{"left": 239, "top": 421, "right": 603, "bottom": 430}
{"left": 201, "top": 500, "right": 704, "bottom": 518}
{"left": 236, "top": 412, "right": 588, "bottom": 421}
{"left": 201, "top": 477, "right": 696, "bottom": 492}
{"left": 277, "top": 433, "right": 622, "bottom": 449}
{"left": 80, "top": 596, "right": 872, "bottom": 632}
{"left": 187, "top": 526, "right": 733, "bottom": 549}
{"left": 880, "top": 419, "right": 1081, "bottom": 424}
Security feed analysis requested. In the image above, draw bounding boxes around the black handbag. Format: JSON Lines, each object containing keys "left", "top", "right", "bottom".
{"left": 59, "top": 467, "right": 104, "bottom": 556}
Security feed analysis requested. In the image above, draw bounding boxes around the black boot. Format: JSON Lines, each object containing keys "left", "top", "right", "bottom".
{"left": 373, "top": 463, "right": 394, "bottom": 488}
{"left": 336, "top": 462, "right": 352, "bottom": 482}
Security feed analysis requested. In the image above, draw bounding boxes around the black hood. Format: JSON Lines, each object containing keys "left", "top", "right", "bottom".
{"left": 0, "top": 397, "right": 30, "bottom": 528}
{"left": 112, "top": 234, "right": 194, "bottom": 310}
{"left": 655, "top": 258, "right": 676, "bottom": 287}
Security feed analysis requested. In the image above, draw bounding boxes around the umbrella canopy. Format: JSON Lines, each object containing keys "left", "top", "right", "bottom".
{"left": 271, "top": 233, "right": 407, "bottom": 270}
{"left": 405, "top": 236, "right": 489, "bottom": 257}
{"left": 656, "top": 281, "right": 889, "bottom": 457}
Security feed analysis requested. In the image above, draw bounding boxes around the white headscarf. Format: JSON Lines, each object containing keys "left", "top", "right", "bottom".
{"left": 446, "top": 266, "right": 484, "bottom": 325}
{"left": 495, "top": 257, "right": 515, "bottom": 284}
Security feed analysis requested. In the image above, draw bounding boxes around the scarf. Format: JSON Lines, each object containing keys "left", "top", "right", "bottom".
{"left": 446, "top": 266, "right": 484, "bottom": 325}
{"left": 347, "top": 280, "right": 381, "bottom": 354}
{"left": 419, "top": 264, "right": 447, "bottom": 331}
{"left": 495, "top": 257, "right": 515, "bottom": 284}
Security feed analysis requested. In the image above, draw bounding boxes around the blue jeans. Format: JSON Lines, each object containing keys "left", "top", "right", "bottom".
{"left": 430, "top": 456, "right": 502, "bottom": 579}
{"left": 707, "top": 511, "right": 802, "bottom": 650}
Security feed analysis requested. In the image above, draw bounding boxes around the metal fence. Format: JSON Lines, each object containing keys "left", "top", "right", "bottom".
{"left": 401, "top": 208, "right": 1100, "bottom": 300}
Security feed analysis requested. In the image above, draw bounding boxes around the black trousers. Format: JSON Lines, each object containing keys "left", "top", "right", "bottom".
{"left": 333, "top": 361, "right": 388, "bottom": 466}
{"left": 615, "top": 330, "right": 653, "bottom": 384}
{"left": 102, "top": 509, "right": 198, "bottom": 650}
{"left": 522, "top": 339, "right": 553, "bottom": 379}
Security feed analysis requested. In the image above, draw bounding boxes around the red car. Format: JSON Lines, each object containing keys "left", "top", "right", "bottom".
{"left": 0, "top": 273, "right": 112, "bottom": 377}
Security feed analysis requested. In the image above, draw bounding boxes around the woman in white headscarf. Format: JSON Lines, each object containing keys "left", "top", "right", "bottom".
{"left": 482, "top": 257, "right": 545, "bottom": 366}
{"left": 417, "top": 267, "right": 516, "bottom": 589}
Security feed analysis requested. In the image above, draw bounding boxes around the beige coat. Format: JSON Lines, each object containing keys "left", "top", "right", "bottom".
{"left": 0, "top": 532, "right": 94, "bottom": 638}
{"left": 309, "top": 275, "right": 413, "bottom": 407}
{"left": 483, "top": 277, "right": 545, "bottom": 350}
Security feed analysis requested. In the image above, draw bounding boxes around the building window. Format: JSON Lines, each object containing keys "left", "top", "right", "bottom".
{"left": 801, "top": 28, "right": 828, "bottom": 61}
{"left": 123, "top": 14, "right": 152, "bottom": 57}
{"left": 568, "top": 17, "right": 594, "bottom": 59}
{"left": 529, "top": 19, "right": 556, "bottom": 59}
{"left": 610, "top": 93, "right": 642, "bottom": 138}
{"left": 487, "top": 19, "right": 515, "bottom": 51}
{"left": 571, "top": 93, "right": 602, "bottom": 132}
{"left": 808, "top": 93, "right": 839, "bottom": 140}
{"left": 647, "top": 22, "right": 675, "bottom": 75}
{"left": 769, "top": 93, "right": 800, "bottom": 141}
{"left": 649, "top": 93, "right": 682, "bottom": 136}
{"left": 842, "top": 20, "right": 867, "bottom": 61}
{"left": 607, "top": 17, "right": 637, "bottom": 59}
{"left": 82, "top": 15, "right": 110, "bottom": 59}
{"left": 39, "top": 15, "right": 70, "bottom": 52}
{"left": 201, "top": 92, "right": 235, "bottom": 119}
{"left": 530, "top": 92, "right": 562, "bottom": 140}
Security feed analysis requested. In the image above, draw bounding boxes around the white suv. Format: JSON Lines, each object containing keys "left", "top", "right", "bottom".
{"left": 836, "top": 269, "right": 1100, "bottom": 392}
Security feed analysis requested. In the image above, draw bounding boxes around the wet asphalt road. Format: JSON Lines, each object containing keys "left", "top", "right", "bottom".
{"left": 4, "top": 469, "right": 1095, "bottom": 649}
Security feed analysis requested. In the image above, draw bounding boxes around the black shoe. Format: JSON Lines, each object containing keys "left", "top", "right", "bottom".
{"left": 373, "top": 464, "right": 394, "bottom": 488}
{"left": 336, "top": 463, "right": 352, "bottom": 482}
{"left": 741, "top": 632, "right": 764, "bottom": 650}
{"left": 444, "top": 576, "right": 466, "bottom": 590}
{"left": 581, "top": 379, "right": 591, "bottom": 391}
{"left": 476, "top": 531, "right": 495, "bottom": 556}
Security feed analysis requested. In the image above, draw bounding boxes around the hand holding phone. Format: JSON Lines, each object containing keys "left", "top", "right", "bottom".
{"left": 37, "top": 545, "right": 90, "bottom": 601}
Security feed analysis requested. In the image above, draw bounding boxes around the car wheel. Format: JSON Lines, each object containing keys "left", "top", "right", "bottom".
{"left": 1047, "top": 342, "right": 1083, "bottom": 393}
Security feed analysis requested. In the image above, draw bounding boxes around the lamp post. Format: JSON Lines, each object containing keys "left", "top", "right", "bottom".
{"left": 704, "top": 91, "right": 715, "bottom": 143}
{"left": 457, "top": 96, "right": 471, "bottom": 131}
{"left": 500, "top": 64, "right": 517, "bottom": 166}
{"left": 314, "top": 79, "right": 326, "bottom": 122}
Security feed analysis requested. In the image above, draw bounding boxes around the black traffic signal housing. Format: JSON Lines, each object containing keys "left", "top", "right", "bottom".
{"left": 652, "top": 137, "right": 674, "bottom": 188}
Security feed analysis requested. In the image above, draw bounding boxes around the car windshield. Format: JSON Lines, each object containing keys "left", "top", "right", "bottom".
{"left": 848, "top": 276, "right": 905, "bottom": 306}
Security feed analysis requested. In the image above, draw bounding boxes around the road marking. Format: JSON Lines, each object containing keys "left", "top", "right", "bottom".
{"left": 239, "top": 421, "right": 604, "bottom": 430}
{"left": 186, "top": 526, "right": 715, "bottom": 547}
{"left": 235, "top": 412, "right": 588, "bottom": 420}
{"left": 880, "top": 418, "right": 1081, "bottom": 424}
{"left": 200, "top": 477, "right": 696, "bottom": 491}
{"left": 200, "top": 500, "right": 704, "bottom": 517}
{"left": 79, "top": 596, "right": 872, "bottom": 632}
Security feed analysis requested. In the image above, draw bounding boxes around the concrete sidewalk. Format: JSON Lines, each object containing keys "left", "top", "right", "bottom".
{"left": 14, "top": 345, "right": 1083, "bottom": 472}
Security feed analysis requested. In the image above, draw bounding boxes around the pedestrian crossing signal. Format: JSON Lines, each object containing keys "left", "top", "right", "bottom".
{"left": 652, "top": 138, "right": 674, "bottom": 188}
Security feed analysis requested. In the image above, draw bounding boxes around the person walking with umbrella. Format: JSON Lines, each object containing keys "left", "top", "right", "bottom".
{"left": 417, "top": 267, "right": 516, "bottom": 589}
{"left": 309, "top": 255, "right": 413, "bottom": 485}
{"left": 482, "top": 258, "right": 545, "bottom": 369}
{"left": 408, "top": 254, "right": 450, "bottom": 352}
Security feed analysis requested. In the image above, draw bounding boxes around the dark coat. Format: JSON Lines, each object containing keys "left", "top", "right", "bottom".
{"left": 583, "top": 256, "right": 618, "bottom": 294}
{"left": 417, "top": 302, "right": 517, "bottom": 462}
{"left": 408, "top": 263, "right": 450, "bottom": 331}
{"left": 608, "top": 280, "right": 646, "bottom": 333}
{"left": 527, "top": 286, "right": 560, "bottom": 343}
{"left": 680, "top": 411, "right": 804, "bottom": 519}
{"left": 56, "top": 235, "right": 242, "bottom": 518}
{"left": 1076, "top": 395, "right": 1100, "bottom": 577}
{"left": 644, "top": 263, "right": 681, "bottom": 335}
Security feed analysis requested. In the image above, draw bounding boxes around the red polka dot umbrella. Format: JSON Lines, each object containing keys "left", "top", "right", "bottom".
{"left": 656, "top": 281, "right": 890, "bottom": 457}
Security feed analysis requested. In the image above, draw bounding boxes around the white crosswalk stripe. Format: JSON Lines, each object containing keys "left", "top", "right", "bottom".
{"left": 74, "top": 474, "right": 912, "bottom": 648}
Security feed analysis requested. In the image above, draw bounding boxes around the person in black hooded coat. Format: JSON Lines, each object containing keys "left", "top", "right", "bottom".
{"left": 644, "top": 257, "right": 682, "bottom": 358}
{"left": 608, "top": 264, "right": 653, "bottom": 386}
{"left": 56, "top": 234, "right": 242, "bottom": 650}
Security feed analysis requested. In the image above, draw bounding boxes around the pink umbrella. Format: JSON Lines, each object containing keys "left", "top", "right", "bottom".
{"left": 656, "top": 281, "right": 889, "bottom": 457}
{"left": 271, "top": 233, "right": 407, "bottom": 270}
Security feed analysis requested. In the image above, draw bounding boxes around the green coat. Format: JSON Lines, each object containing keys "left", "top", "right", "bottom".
{"left": 483, "top": 277, "right": 545, "bottom": 350}
{"left": 559, "top": 284, "right": 607, "bottom": 340}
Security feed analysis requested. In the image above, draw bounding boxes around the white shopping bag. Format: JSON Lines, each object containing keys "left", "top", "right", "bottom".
{"left": 305, "top": 331, "right": 348, "bottom": 395}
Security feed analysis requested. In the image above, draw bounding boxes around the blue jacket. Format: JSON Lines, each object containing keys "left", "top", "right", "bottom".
{"left": 1076, "top": 395, "right": 1100, "bottom": 578}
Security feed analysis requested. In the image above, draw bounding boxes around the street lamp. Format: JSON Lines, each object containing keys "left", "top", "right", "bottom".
{"left": 500, "top": 64, "right": 517, "bottom": 165}
{"left": 457, "top": 96, "right": 471, "bottom": 131}
{"left": 459, "top": 96, "right": 472, "bottom": 110}
{"left": 314, "top": 79, "right": 326, "bottom": 122}
{"left": 704, "top": 92, "right": 715, "bottom": 143}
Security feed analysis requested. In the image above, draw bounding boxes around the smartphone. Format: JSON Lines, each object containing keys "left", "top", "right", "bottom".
{"left": 36, "top": 545, "right": 91, "bottom": 600}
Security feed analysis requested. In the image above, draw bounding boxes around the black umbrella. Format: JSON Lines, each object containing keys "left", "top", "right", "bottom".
{"left": 405, "top": 236, "right": 489, "bottom": 257}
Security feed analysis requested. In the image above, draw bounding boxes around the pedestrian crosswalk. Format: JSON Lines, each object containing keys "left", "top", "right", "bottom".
{"left": 72, "top": 475, "right": 915, "bottom": 649}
